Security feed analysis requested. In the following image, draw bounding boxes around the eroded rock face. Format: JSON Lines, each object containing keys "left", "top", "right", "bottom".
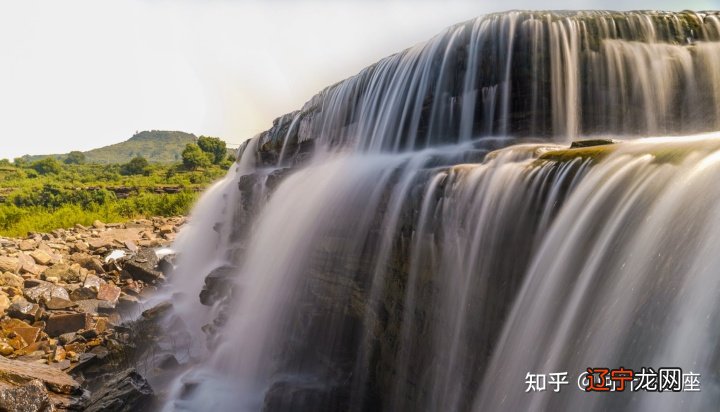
{"left": 83, "top": 369, "right": 154, "bottom": 412}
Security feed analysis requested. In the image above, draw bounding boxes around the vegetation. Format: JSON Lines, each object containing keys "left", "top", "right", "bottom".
{"left": 18, "top": 130, "right": 201, "bottom": 164}
{"left": 0, "top": 151, "right": 232, "bottom": 237}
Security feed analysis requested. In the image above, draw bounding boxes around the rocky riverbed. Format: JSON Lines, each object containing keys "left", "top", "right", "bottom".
{"left": 0, "top": 216, "right": 186, "bottom": 411}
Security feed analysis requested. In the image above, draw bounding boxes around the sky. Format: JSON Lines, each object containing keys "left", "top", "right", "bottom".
{"left": 0, "top": 0, "right": 717, "bottom": 160}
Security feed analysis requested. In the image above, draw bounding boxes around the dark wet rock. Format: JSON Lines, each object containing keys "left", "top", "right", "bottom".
{"left": 123, "top": 249, "right": 163, "bottom": 284}
{"left": 570, "top": 138, "right": 619, "bottom": 148}
{"left": 199, "top": 266, "right": 237, "bottom": 306}
{"left": 83, "top": 369, "right": 153, "bottom": 412}
{"left": 141, "top": 302, "right": 172, "bottom": 321}
{"left": 157, "top": 254, "right": 175, "bottom": 275}
{"left": 0, "top": 379, "right": 54, "bottom": 412}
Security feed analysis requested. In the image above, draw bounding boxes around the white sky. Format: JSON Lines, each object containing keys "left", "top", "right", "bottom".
{"left": 0, "top": 0, "right": 716, "bottom": 159}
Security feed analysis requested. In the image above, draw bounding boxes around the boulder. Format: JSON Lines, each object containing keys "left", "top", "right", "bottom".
{"left": 0, "top": 273, "right": 24, "bottom": 289}
{"left": 84, "top": 369, "right": 153, "bottom": 412}
{"left": 7, "top": 301, "right": 43, "bottom": 323}
{"left": 199, "top": 266, "right": 237, "bottom": 306}
{"left": 0, "top": 355, "right": 79, "bottom": 394}
{"left": 0, "top": 257, "right": 20, "bottom": 274}
{"left": 24, "top": 284, "right": 70, "bottom": 304}
{"left": 123, "top": 249, "right": 162, "bottom": 284}
{"left": 96, "top": 284, "right": 121, "bottom": 305}
{"left": 29, "top": 251, "right": 53, "bottom": 267}
{"left": 0, "top": 379, "right": 54, "bottom": 412}
{"left": 45, "top": 313, "right": 90, "bottom": 337}
{"left": 41, "top": 264, "right": 81, "bottom": 283}
{"left": 17, "top": 241, "right": 35, "bottom": 252}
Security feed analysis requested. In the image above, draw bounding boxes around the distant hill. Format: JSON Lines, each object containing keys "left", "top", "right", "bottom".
{"left": 20, "top": 130, "right": 202, "bottom": 164}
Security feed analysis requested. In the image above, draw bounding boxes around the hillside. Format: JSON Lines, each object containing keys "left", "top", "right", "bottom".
{"left": 20, "top": 130, "right": 200, "bottom": 164}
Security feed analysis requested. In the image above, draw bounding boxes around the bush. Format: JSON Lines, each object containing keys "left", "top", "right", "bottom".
{"left": 120, "top": 156, "right": 150, "bottom": 176}
{"left": 182, "top": 144, "right": 211, "bottom": 170}
{"left": 64, "top": 151, "right": 86, "bottom": 164}
{"left": 30, "top": 158, "right": 62, "bottom": 175}
{"left": 197, "top": 136, "right": 227, "bottom": 165}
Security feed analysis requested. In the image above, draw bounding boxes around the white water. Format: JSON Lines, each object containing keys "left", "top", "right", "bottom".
{"left": 159, "top": 10, "right": 720, "bottom": 412}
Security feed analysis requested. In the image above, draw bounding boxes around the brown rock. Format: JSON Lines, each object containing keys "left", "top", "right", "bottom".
{"left": 0, "top": 294, "right": 10, "bottom": 313}
{"left": 17, "top": 240, "right": 35, "bottom": 251}
{"left": 24, "top": 284, "right": 69, "bottom": 304}
{"left": 29, "top": 250, "right": 53, "bottom": 266}
{"left": 0, "top": 273, "right": 22, "bottom": 289}
{"left": 45, "top": 313, "right": 90, "bottom": 337}
{"left": 41, "top": 264, "right": 80, "bottom": 283}
{"left": 92, "top": 220, "right": 106, "bottom": 230}
{"left": 13, "top": 327, "right": 40, "bottom": 346}
{"left": 44, "top": 298, "right": 77, "bottom": 311}
{"left": 0, "top": 354, "right": 79, "bottom": 394}
{"left": 96, "top": 283, "right": 120, "bottom": 304}
{"left": 0, "top": 257, "right": 20, "bottom": 274}
{"left": 69, "top": 254, "right": 105, "bottom": 274}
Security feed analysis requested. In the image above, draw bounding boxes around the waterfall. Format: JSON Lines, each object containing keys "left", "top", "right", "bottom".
{"left": 161, "top": 10, "right": 720, "bottom": 412}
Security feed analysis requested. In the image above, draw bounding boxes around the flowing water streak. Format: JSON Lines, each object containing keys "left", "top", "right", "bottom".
{"left": 474, "top": 134, "right": 720, "bottom": 411}
{"left": 264, "top": 11, "right": 720, "bottom": 157}
{"left": 161, "top": 10, "right": 720, "bottom": 412}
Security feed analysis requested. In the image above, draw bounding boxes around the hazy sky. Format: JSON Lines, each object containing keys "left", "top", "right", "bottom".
{"left": 0, "top": 0, "right": 716, "bottom": 159}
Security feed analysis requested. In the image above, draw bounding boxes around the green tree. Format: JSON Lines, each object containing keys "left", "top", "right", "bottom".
{"left": 64, "top": 151, "right": 86, "bottom": 164}
{"left": 182, "top": 143, "right": 211, "bottom": 170}
{"left": 30, "top": 158, "right": 62, "bottom": 175}
{"left": 120, "top": 156, "right": 149, "bottom": 176}
{"left": 197, "top": 136, "right": 227, "bottom": 165}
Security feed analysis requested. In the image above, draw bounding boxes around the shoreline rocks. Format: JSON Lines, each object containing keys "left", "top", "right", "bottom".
{"left": 0, "top": 216, "right": 185, "bottom": 409}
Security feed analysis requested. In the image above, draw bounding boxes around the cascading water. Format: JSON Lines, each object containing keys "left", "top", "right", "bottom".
{"left": 159, "top": 10, "right": 720, "bottom": 412}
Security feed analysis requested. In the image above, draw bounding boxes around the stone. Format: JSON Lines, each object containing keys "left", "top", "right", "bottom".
{"left": 41, "top": 264, "right": 80, "bottom": 283}
{"left": 141, "top": 302, "right": 172, "bottom": 321}
{"left": 0, "top": 355, "right": 79, "bottom": 394}
{"left": 8, "top": 301, "right": 42, "bottom": 323}
{"left": 83, "top": 274, "right": 106, "bottom": 292}
{"left": 24, "top": 284, "right": 69, "bottom": 304}
{"left": 13, "top": 327, "right": 40, "bottom": 346}
{"left": 69, "top": 287, "right": 97, "bottom": 302}
{"left": 92, "top": 220, "right": 106, "bottom": 230}
{"left": 45, "top": 313, "right": 90, "bottom": 337}
{"left": 0, "top": 294, "right": 10, "bottom": 313}
{"left": 199, "top": 266, "right": 237, "bottom": 306}
{"left": 57, "top": 333, "right": 76, "bottom": 346}
{"left": 96, "top": 284, "right": 121, "bottom": 304}
{"left": 0, "top": 257, "right": 20, "bottom": 274}
{"left": 0, "top": 341, "right": 14, "bottom": 356}
{"left": 29, "top": 251, "right": 52, "bottom": 266}
{"left": 73, "top": 300, "right": 115, "bottom": 316}
{"left": 0, "top": 379, "right": 54, "bottom": 412}
{"left": 123, "top": 249, "right": 162, "bottom": 284}
{"left": 84, "top": 369, "right": 153, "bottom": 412}
{"left": 44, "top": 298, "right": 77, "bottom": 311}
{"left": 17, "top": 240, "right": 35, "bottom": 252}
{"left": 0, "top": 273, "right": 23, "bottom": 289}
{"left": 69, "top": 254, "right": 104, "bottom": 275}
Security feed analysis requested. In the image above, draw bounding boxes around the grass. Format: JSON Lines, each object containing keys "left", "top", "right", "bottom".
{"left": 0, "top": 161, "right": 229, "bottom": 237}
